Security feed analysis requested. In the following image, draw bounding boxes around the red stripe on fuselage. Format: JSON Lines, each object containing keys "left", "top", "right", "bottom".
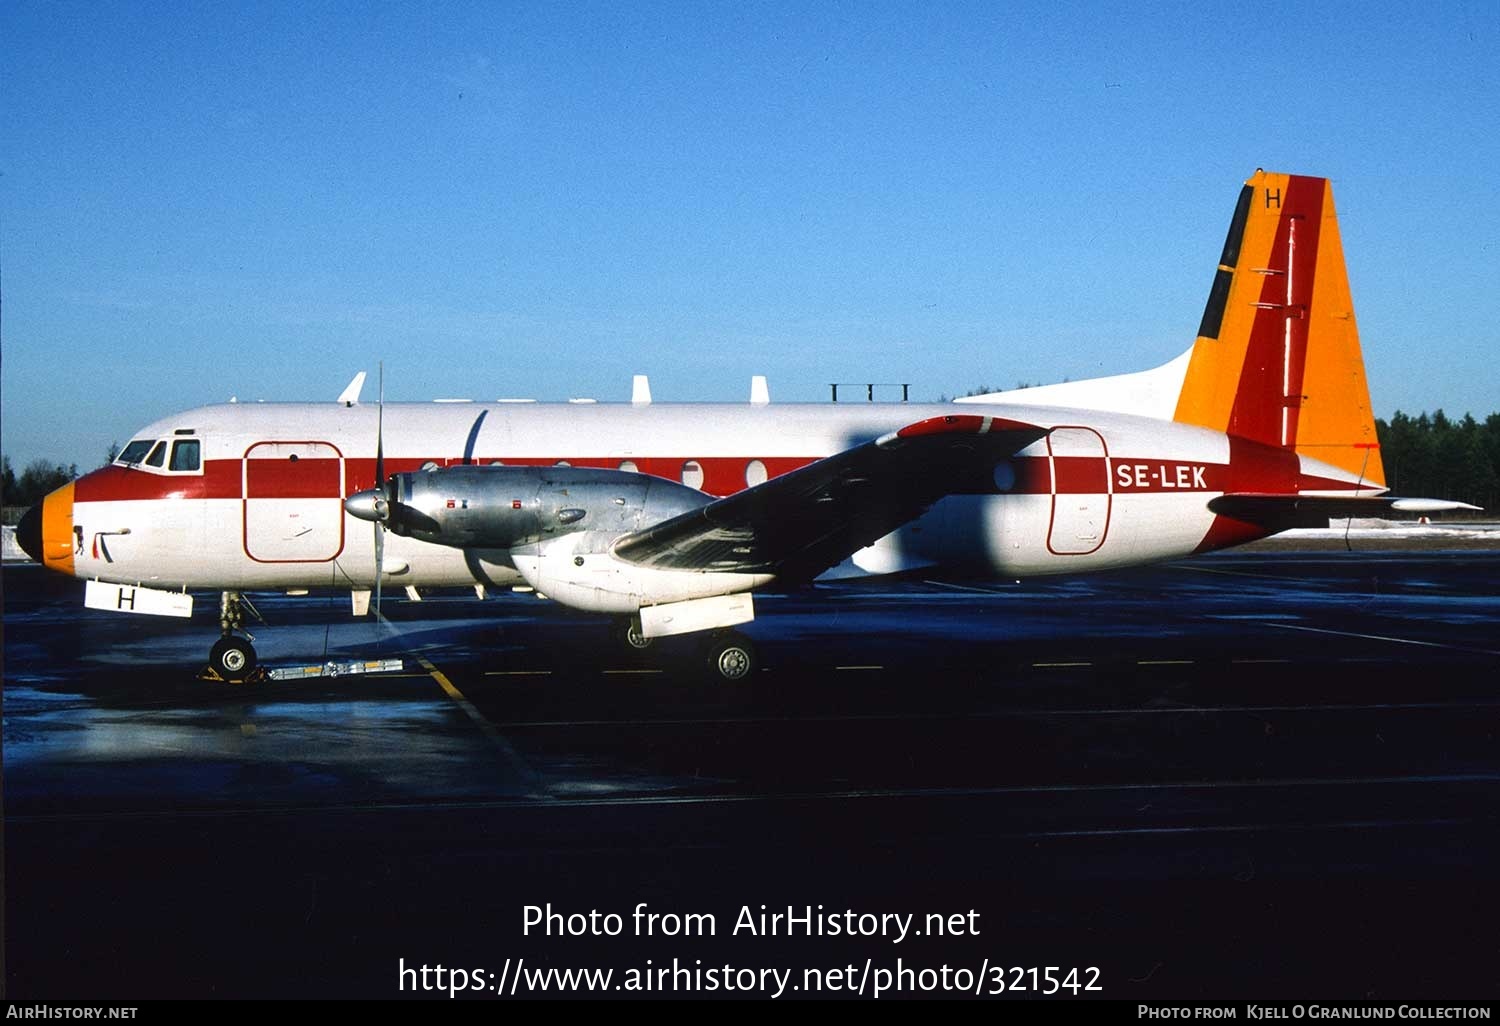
{"left": 1224, "top": 435, "right": 1300, "bottom": 492}
{"left": 450, "top": 456, "right": 814, "bottom": 499}
{"left": 72, "top": 463, "right": 225, "bottom": 503}
{"left": 1192, "top": 515, "right": 1272, "bottom": 553}
{"left": 72, "top": 456, "right": 827, "bottom": 503}
{"left": 1051, "top": 456, "right": 1109, "bottom": 493}
{"left": 244, "top": 458, "right": 342, "bottom": 498}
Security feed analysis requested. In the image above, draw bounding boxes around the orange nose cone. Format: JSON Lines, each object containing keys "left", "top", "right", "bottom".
{"left": 39, "top": 482, "right": 77, "bottom": 576}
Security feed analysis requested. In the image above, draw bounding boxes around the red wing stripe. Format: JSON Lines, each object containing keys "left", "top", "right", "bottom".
{"left": 896, "top": 414, "right": 1039, "bottom": 438}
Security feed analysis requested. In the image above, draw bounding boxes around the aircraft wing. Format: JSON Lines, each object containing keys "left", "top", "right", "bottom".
{"left": 1209, "top": 493, "right": 1480, "bottom": 530}
{"left": 613, "top": 415, "right": 1047, "bottom": 580}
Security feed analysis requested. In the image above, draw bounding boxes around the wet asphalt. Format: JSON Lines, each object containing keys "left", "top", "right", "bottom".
{"left": 3, "top": 551, "right": 1498, "bottom": 999}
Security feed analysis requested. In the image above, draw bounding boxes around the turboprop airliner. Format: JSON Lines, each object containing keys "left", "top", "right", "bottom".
{"left": 16, "top": 171, "right": 1474, "bottom": 681}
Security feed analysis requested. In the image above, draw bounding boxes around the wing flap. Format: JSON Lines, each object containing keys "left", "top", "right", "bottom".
{"left": 614, "top": 415, "right": 1046, "bottom": 579}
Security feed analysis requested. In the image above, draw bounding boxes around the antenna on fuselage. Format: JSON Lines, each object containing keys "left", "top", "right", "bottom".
{"left": 338, "top": 371, "right": 367, "bottom": 406}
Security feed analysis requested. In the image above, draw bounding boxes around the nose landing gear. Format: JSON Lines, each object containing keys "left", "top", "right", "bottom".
{"left": 208, "top": 635, "right": 257, "bottom": 679}
{"left": 199, "top": 591, "right": 265, "bottom": 684}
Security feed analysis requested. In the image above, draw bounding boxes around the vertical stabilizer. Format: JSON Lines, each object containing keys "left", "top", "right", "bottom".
{"left": 1173, "top": 172, "right": 1384, "bottom": 486}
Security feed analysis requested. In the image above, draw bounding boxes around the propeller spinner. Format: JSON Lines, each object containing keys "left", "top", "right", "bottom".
{"left": 344, "top": 485, "right": 390, "bottom": 524}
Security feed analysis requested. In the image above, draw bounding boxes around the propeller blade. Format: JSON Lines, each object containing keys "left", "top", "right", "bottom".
{"left": 376, "top": 361, "right": 385, "bottom": 489}
{"left": 374, "top": 361, "right": 385, "bottom": 628}
{"left": 374, "top": 519, "right": 384, "bottom": 630}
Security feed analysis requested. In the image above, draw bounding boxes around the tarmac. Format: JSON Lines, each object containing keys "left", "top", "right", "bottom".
{"left": 3, "top": 548, "right": 1498, "bottom": 999}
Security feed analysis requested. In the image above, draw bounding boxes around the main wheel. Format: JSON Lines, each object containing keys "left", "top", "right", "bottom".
{"left": 612, "top": 616, "right": 654, "bottom": 651}
{"left": 209, "top": 636, "right": 258, "bottom": 681}
{"left": 703, "top": 631, "right": 757, "bottom": 682}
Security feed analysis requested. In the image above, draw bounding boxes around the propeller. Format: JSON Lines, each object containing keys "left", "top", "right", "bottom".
{"left": 343, "top": 363, "right": 389, "bottom": 627}
{"left": 374, "top": 362, "right": 384, "bottom": 624}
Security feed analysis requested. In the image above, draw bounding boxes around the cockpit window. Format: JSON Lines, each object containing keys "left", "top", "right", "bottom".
{"left": 169, "top": 439, "right": 201, "bottom": 472}
{"left": 118, "top": 439, "right": 155, "bottom": 465}
{"left": 144, "top": 441, "right": 167, "bottom": 468}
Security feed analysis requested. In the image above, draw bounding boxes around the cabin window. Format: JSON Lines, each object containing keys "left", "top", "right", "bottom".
{"left": 681, "top": 460, "right": 704, "bottom": 489}
{"left": 118, "top": 440, "right": 155, "bottom": 465}
{"left": 745, "top": 459, "right": 767, "bottom": 487}
{"left": 618, "top": 460, "right": 638, "bottom": 473}
{"left": 170, "top": 439, "right": 201, "bottom": 472}
{"left": 144, "top": 441, "right": 167, "bottom": 468}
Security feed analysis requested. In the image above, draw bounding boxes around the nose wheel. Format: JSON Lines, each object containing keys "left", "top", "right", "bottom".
{"left": 209, "top": 635, "right": 258, "bottom": 680}
{"left": 199, "top": 591, "right": 263, "bottom": 683}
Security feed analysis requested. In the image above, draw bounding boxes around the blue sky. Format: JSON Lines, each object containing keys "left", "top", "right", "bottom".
{"left": 3, "top": 1, "right": 1497, "bottom": 471}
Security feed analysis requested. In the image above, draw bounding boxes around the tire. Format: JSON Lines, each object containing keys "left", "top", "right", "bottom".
{"left": 613, "top": 617, "right": 654, "bottom": 651}
{"left": 703, "top": 632, "right": 756, "bottom": 682}
{"left": 210, "top": 636, "right": 258, "bottom": 681}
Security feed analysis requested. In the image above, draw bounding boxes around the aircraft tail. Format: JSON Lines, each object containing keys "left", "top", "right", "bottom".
{"left": 956, "top": 171, "right": 1385, "bottom": 488}
{"left": 1172, "top": 171, "right": 1385, "bottom": 486}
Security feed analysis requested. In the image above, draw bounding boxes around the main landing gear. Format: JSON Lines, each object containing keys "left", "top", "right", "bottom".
{"left": 609, "top": 618, "right": 759, "bottom": 682}
{"left": 200, "top": 591, "right": 264, "bottom": 683}
{"left": 611, "top": 615, "right": 655, "bottom": 652}
{"left": 701, "top": 630, "right": 758, "bottom": 682}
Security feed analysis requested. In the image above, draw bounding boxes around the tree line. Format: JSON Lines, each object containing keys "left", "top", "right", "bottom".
{"left": 2, "top": 455, "right": 81, "bottom": 511}
{"left": 1377, "top": 411, "right": 1499, "bottom": 512}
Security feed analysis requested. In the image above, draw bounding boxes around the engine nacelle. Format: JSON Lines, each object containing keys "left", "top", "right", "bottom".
{"left": 510, "top": 531, "right": 774, "bottom": 616}
{"left": 379, "top": 465, "right": 710, "bottom": 549}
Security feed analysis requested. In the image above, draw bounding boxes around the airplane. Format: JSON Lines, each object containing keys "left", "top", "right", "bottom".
{"left": 15, "top": 170, "right": 1476, "bottom": 682}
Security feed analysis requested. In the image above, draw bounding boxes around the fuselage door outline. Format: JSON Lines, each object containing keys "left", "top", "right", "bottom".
{"left": 1045, "top": 426, "right": 1112, "bottom": 556}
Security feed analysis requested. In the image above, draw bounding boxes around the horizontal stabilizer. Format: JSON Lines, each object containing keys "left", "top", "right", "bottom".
{"left": 1209, "top": 493, "right": 1480, "bottom": 530}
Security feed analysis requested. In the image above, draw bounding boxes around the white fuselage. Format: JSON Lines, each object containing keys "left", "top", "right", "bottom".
{"left": 54, "top": 399, "right": 1367, "bottom": 602}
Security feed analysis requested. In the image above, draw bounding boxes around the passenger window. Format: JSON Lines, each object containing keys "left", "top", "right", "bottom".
{"left": 145, "top": 441, "right": 167, "bottom": 468}
{"left": 170, "top": 440, "right": 201, "bottom": 472}
{"left": 681, "top": 460, "right": 705, "bottom": 489}
{"left": 118, "top": 440, "right": 155, "bottom": 465}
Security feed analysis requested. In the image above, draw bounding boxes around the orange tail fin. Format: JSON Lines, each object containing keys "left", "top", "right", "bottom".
{"left": 1173, "top": 171, "right": 1385, "bottom": 487}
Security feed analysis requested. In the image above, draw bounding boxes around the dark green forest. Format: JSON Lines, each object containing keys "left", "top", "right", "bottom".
{"left": 2, "top": 455, "right": 80, "bottom": 511}
{"left": 2, "top": 410, "right": 1497, "bottom": 513}
{"left": 1377, "top": 411, "right": 1499, "bottom": 512}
